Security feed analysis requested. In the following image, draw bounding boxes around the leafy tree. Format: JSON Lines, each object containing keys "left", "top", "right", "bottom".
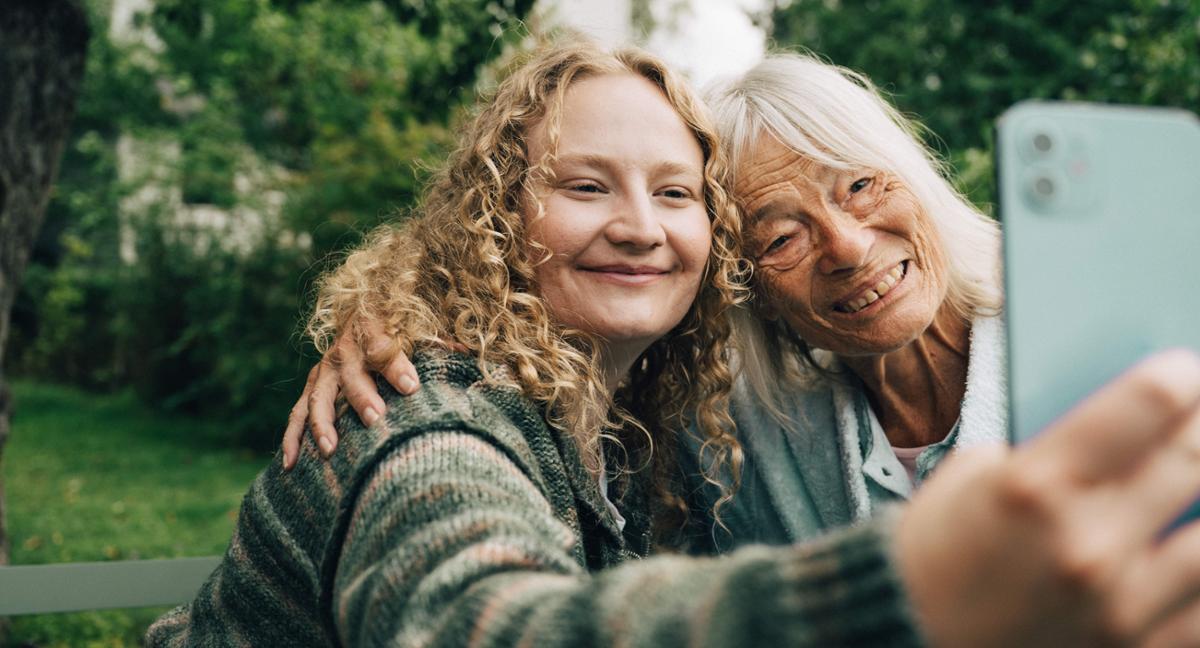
{"left": 9, "top": 0, "right": 534, "bottom": 448}
{"left": 768, "top": 0, "right": 1200, "bottom": 206}
{"left": 0, "top": 1, "right": 90, "bottom": 640}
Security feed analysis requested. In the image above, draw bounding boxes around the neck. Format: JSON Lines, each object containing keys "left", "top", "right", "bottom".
{"left": 600, "top": 342, "right": 647, "bottom": 398}
{"left": 839, "top": 304, "right": 972, "bottom": 448}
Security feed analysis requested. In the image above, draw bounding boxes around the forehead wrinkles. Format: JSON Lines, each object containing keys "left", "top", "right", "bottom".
{"left": 734, "top": 144, "right": 794, "bottom": 201}
{"left": 736, "top": 150, "right": 839, "bottom": 226}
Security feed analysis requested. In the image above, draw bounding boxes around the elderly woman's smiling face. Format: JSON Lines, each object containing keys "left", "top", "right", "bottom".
{"left": 737, "top": 137, "right": 949, "bottom": 356}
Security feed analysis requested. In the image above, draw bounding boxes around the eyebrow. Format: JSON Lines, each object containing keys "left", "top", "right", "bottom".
{"left": 749, "top": 203, "right": 786, "bottom": 225}
{"left": 554, "top": 154, "right": 702, "bottom": 181}
{"left": 751, "top": 202, "right": 817, "bottom": 232}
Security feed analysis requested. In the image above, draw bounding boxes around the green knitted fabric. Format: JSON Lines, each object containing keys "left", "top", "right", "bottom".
{"left": 146, "top": 349, "right": 926, "bottom": 647}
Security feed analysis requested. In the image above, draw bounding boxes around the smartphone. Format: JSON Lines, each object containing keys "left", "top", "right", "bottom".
{"left": 997, "top": 100, "right": 1200, "bottom": 444}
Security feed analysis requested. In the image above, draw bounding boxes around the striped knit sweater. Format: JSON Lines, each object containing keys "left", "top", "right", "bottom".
{"left": 146, "top": 349, "right": 925, "bottom": 647}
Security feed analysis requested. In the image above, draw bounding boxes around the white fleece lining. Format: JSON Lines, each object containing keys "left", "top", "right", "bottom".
{"left": 830, "top": 315, "right": 1008, "bottom": 518}
{"left": 955, "top": 315, "right": 1009, "bottom": 449}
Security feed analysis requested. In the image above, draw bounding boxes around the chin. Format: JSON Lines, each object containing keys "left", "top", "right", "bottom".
{"left": 804, "top": 309, "right": 935, "bottom": 357}
{"left": 595, "top": 323, "right": 673, "bottom": 346}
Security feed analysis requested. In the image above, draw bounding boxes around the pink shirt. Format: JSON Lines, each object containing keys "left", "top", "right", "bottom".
{"left": 891, "top": 444, "right": 930, "bottom": 486}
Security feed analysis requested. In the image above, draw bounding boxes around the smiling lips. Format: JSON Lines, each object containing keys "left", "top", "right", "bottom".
{"left": 583, "top": 264, "right": 671, "bottom": 285}
{"left": 834, "top": 261, "right": 908, "bottom": 314}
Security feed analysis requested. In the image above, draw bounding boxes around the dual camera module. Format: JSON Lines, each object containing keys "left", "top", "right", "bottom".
{"left": 1017, "top": 118, "right": 1092, "bottom": 213}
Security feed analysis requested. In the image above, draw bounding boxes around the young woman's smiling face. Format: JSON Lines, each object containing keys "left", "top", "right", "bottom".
{"left": 737, "top": 137, "right": 949, "bottom": 356}
{"left": 525, "top": 73, "right": 711, "bottom": 363}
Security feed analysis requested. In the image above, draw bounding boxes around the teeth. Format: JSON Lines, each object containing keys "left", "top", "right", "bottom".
{"left": 841, "top": 262, "right": 906, "bottom": 314}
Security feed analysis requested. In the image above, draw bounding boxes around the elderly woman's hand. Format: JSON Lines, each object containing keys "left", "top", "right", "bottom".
{"left": 896, "top": 349, "right": 1200, "bottom": 647}
{"left": 280, "top": 320, "right": 419, "bottom": 470}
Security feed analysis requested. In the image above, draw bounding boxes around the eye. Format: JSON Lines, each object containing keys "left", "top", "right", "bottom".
{"left": 763, "top": 236, "right": 790, "bottom": 254}
{"left": 849, "top": 177, "right": 872, "bottom": 194}
{"left": 568, "top": 182, "right": 604, "bottom": 193}
{"left": 754, "top": 218, "right": 812, "bottom": 265}
{"left": 658, "top": 186, "right": 698, "bottom": 203}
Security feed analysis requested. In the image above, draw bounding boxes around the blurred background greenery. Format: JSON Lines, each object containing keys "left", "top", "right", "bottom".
{"left": 4, "top": 0, "right": 1197, "bottom": 645}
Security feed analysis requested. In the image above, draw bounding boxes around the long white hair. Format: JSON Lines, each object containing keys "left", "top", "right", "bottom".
{"left": 704, "top": 52, "right": 1002, "bottom": 423}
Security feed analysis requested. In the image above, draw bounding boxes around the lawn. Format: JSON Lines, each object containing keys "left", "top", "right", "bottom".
{"left": 3, "top": 380, "right": 273, "bottom": 647}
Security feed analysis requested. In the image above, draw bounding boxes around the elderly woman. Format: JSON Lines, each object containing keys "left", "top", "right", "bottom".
{"left": 676, "top": 53, "right": 1009, "bottom": 550}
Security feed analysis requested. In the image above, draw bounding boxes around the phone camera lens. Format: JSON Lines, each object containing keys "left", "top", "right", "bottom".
{"left": 1032, "top": 133, "right": 1054, "bottom": 154}
{"left": 1033, "top": 175, "right": 1056, "bottom": 199}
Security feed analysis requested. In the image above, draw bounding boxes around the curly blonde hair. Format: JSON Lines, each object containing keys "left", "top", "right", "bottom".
{"left": 307, "top": 39, "right": 748, "bottom": 528}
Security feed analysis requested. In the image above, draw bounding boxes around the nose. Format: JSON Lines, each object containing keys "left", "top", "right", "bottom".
{"left": 605, "top": 193, "right": 665, "bottom": 249}
{"left": 814, "top": 210, "right": 872, "bottom": 275}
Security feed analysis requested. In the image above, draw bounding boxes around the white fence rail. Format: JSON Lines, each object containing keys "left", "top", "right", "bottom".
{"left": 0, "top": 556, "right": 219, "bottom": 615}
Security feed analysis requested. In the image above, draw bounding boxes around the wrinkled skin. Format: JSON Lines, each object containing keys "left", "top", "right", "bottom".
{"left": 737, "top": 139, "right": 949, "bottom": 356}
{"left": 736, "top": 138, "right": 966, "bottom": 447}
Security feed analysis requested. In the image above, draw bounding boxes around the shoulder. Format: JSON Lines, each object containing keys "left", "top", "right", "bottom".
{"left": 332, "top": 347, "right": 552, "bottom": 483}
{"left": 726, "top": 367, "right": 840, "bottom": 441}
{"left": 387, "top": 348, "right": 546, "bottom": 439}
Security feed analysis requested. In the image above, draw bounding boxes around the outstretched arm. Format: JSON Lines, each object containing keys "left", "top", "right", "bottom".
{"left": 334, "top": 428, "right": 919, "bottom": 648}
{"left": 334, "top": 350, "right": 1200, "bottom": 647}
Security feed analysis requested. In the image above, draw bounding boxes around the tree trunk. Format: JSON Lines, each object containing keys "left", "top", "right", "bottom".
{"left": 0, "top": 0, "right": 90, "bottom": 634}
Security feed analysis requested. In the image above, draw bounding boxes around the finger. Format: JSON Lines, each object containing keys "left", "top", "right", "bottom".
{"left": 340, "top": 354, "right": 388, "bottom": 426}
{"left": 1141, "top": 597, "right": 1200, "bottom": 648}
{"left": 382, "top": 353, "right": 420, "bottom": 395}
{"left": 1127, "top": 522, "right": 1200, "bottom": 647}
{"left": 1024, "top": 349, "right": 1200, "bottom": 483}
{"left": 307, "top": 359, "right": 342, "bottom": 457}
{"left": 358, "top": 318, "right": 399, "bottom": 374}
{"left": 358, "top": 318, "right": 419, "bottom": 395}
{"left": 1117, "top": 405, "right": 1200, "bottom": 543}
{"left": 359, "top": 327, "right": 418, "bottom": 395}
{"left": 281, "top": 364, "right": 320, "bottom": 471}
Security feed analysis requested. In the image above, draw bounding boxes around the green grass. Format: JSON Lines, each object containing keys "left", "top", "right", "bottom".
{"left": 3, "top": 380, "right": 272, "bottom": 647}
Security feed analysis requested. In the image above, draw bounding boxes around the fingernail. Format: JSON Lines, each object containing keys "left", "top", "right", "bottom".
{"left": 398, "top": 376, "right": 416, "bottom": 394}
{"left": 363, "top": 407, "right": 380, "bottom": 426}
{"left": 319, "top": 437, "right": 334, "bottom": 456}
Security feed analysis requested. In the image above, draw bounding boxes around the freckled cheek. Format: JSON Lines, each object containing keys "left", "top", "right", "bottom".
{"left": 672, "top": 214, "right": 713, "bottom": 275}
{"left": 528, "top": 218, "right": 596, "bottom": 262}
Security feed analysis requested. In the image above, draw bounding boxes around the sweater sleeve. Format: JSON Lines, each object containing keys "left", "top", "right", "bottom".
{"left": 332, "top": 427, "right": 926, "bottom": 648}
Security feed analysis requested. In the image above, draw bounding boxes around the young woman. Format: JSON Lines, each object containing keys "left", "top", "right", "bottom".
{"left": 160, "top": 42, "right": 1200, "bottom": 647}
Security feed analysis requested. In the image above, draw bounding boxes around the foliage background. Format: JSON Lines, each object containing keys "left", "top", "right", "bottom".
{"left": 13, "top": 0, "right": 1197, "bottom": 451}
{"left": 9, "top": 0, "right": 533, "bottom": 449}
{"left": 765, "top": 0, "right": 1200, "bottom": 207}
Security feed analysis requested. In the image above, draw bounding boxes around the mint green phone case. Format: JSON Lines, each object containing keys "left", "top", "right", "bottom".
{"left": 997, "top": 101, "right": 1200, "bottom": 444}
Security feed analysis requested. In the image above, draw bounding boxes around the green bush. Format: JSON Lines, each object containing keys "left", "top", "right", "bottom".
{"left": 8, "top": 0, "right": 533, "bottom": 448}
{"left": 113, "top": 212, "right": 318, "bottom": 449}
